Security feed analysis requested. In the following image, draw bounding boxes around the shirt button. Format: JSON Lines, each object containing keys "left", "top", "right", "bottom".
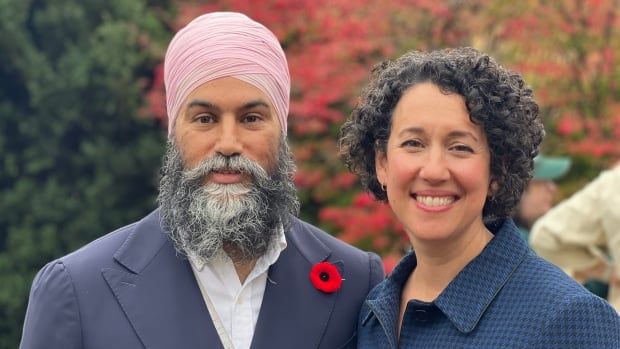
{"left": 414, "top": 309, "right": 428, "bottom": 322}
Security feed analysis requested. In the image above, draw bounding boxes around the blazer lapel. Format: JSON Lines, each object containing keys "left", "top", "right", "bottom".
{"left": 250, "top": 218, "right": 339, "bottom": 349}
{"left": 102, "top": 210, "right": 224, "bottom": 349}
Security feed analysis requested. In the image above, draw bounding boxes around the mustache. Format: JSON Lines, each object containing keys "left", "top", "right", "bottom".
{"left": 182, "top": 154, "right": 270, "bottom": 183}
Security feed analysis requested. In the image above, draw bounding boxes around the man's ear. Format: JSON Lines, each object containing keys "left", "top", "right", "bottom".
{"left": 375, "top": 150, "right": 387, "bottom": 186}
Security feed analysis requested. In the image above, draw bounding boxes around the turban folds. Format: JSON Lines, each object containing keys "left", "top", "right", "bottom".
{"left": 164, "top": 12, "right": 290, "bottom": 137}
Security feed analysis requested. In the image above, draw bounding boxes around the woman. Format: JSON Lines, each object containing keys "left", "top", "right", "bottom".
{"left": 339, "top": 47, "right": 619, "bottom": 348}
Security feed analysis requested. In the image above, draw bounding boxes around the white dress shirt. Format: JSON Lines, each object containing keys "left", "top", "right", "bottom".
{"left": 189, "top": 230, "right": 287, "bottom": 349}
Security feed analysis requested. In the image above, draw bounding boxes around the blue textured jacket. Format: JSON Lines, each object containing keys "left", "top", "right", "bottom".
{"left": 357, "top": 219, "right": 620, "bottom": 348}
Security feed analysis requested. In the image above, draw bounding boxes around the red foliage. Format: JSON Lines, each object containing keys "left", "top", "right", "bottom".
{"left": 494, "top": 0, "right": 620, "bottom": 160}
{"left": 319, "top": 192, "right": 406, "bottom": 255}
{"left": 557, "top": 112, "right": 584, "bottom": 136}
{"left": 293, "top": 168, "right": 324, "bottom": 189}
{"left": 382, "top": 253, "right": 404, "bottom": 275}
{"left": 142, "top": 0, "right": 620, "bottom": 262}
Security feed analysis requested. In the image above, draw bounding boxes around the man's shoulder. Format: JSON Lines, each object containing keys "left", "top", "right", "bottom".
{"left": 290, "top": 217, "right": 369, "bottom": 257}
{"left": 287, "top": 217, "right": 386, "bottom": 299}
{"left": 60, "top": 222, "right": 136, "bottom": 265}
{"left": 58, "top": 210, "right": 160, "bottom": 271}
{"left": 288, "top": 217, "right": 384, "bottom": 279}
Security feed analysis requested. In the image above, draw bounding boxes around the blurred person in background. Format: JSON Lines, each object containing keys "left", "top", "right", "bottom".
{"left": 530, "top": 161, "right": 620, "bottom": 313}
{"left": 515, "top": 154, "right": 608, "bottom": 298}
{"left": 20, "top": 12, "right": 383, "bottom": 349}
{"left": 514, "top": 154, "right": 571, "bottom": 241}
{"left": 339, "top": 47, "right": 620, "bottom": 348}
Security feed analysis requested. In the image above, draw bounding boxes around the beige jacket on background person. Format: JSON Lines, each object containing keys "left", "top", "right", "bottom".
{"left": 530, "top": 166, "right": 620, "bottom": 312}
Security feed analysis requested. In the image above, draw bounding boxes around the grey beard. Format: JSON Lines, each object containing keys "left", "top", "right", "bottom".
{"left": 157, "top": 139, "right": 300, "bottom": 265}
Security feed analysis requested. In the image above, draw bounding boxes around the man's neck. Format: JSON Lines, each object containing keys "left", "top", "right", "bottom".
{"left": 223, "top": 245, "right": 258, "bottom": 284}
{"left": 233, "top": 260, "right": 257, "bottom": 284}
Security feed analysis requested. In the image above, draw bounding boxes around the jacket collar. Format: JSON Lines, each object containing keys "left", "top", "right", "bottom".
{"left": 364, "top": 251, "right": 416, "bottom": 349}
{"left": 250, "top": 217, "right": 337, "bottom": 349}
{"left": 113, "top": 209, "right": 168, "bottom": 274}
{"left": 434, "top": 219, "right": 529, "bottom": 333}
{"left": 106, "top": 210, "right": 337, "bottom": 349}
{"left": 103, "top": 209, "right": 224, "bottom": 349}
{"left": 365, "top": 219, "right": 529, "bottom": 341}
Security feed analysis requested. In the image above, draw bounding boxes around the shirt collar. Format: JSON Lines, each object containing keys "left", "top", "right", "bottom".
{"left": 364, "top": 250, "right": 417, "bottom": 349}
{"left": 434, "top": 219, "right": 529, "bottom": 333}
{"left": 365, "top": 219, "right": 529, "bottom": 337}
{"left": 190, "top": 225, "right": 287, "bottom": 273}
{"left": 252, "top": 226, "right": 287, "bottom": 278}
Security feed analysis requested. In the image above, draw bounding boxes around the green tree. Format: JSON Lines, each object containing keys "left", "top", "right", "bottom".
{"left": 0, "top": 1, "right": 171, "bottom": 347}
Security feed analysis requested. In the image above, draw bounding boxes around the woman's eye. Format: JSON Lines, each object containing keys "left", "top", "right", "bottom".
{"left": 451, "top": 144, "right": 474, "bottom": 153}
{"left": 401, "top": 139, "right": 423, "bottom": 148}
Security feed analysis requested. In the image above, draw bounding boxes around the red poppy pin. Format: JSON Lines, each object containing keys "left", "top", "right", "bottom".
{"left": 309, "top": 261, "right": 343, "bottom": 293}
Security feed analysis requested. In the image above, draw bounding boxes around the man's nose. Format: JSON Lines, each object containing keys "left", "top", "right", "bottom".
{"left": 214, "top": 116, "right": 242, "bottom": 157}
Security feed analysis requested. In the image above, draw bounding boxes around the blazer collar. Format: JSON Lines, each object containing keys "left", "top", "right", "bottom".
{"left": 113, "top": 209, "right": 168, "bottom": 274}
{"left": 365, "top": 219, "right": 529, "bottom": 341}
{"left": 103, "top": 209, "right": 224, "bottom": 349}
{"left": 250, "top": 217, "right": 337, "bottom": 349}
{"left": 282, "top": 217, "right": 331, "bottom": 264}
{"left": 106, "top": 211, "right": 338, "bottom": 349}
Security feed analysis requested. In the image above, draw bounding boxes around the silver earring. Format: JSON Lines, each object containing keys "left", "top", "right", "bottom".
{"left": 381, "top": 184, "right": 387, "bottom": 192}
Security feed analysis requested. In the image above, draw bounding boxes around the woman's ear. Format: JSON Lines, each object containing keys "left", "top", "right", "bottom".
{"left": 375, "top": 150, "right": 387, "bottom": 186}
{"left": 488, "top": 179, "right": 499, "bottom": 197}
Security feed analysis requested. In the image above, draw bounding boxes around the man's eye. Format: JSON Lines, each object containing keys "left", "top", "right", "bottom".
{"left": 242, "top": 114, "right": 261, "bottom": 123}
{"left": 195, "top": 115, "right": 215, "bottom": 123}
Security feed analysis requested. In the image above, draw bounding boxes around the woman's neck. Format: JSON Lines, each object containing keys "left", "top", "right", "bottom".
{"left": 402, "top": 223, "right": 494, "bottom": 302}
{"left": 397, "top": 225, "right": 493, "bottom": 337}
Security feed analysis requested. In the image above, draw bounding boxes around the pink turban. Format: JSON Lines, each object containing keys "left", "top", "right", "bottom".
{"left": 164, "top": 12, "right": 290, "bottom": 137}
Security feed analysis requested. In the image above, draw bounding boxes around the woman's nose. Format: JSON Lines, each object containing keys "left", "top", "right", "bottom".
{"left": 419, "top": 150, "right": 450, "bottom": 183}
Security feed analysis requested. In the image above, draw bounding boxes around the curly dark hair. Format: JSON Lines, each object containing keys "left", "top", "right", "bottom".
{"left": 339, "top": 47, "right": 545, "bottom": 226}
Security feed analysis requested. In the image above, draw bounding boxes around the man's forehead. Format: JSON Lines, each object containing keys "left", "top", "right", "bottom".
{"left": 183, "top": 77, "right": 275, "bottom": 111}
{"left": 164, "top": 12, "right": 290, "bottom": 138}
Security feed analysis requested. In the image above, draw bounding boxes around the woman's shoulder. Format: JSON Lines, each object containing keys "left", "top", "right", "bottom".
{"left": 507, "top": 251, "right": 617, "bottom": 316}
{"left": 490, "top": 251, "right": 619, "bottom": 346}
{"left": 533, "top": 287, "right": 620, "bottom": 347}
{"left": 511, "top": 251, "right": 596, "bottom": 297}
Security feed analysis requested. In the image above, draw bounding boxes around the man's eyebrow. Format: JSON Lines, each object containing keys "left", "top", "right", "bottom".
{"left": 185, "top": 99, "right": 270, "bottom": 111}
{"left": 186, "top": 99, "right": 220, "bottom": 112}
{"left": 240, "top": 100, "right": 271, "bottom": 111}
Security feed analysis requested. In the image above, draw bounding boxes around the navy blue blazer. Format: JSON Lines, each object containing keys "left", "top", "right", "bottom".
{"left": 358, "top": 219, "right": 620, "bottom": 348}
{"left": 20, "top": 209, "right": 384, "bottom": 349}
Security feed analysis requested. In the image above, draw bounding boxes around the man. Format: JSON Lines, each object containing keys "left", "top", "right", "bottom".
{"left": 514, "top": 154, "right": 571, "bottom": 241}
{"left": 531, "top": 161, "right": 620, "bottom": 312}
{"left": 20, "top": 12, "right": 384, "bottom": 349}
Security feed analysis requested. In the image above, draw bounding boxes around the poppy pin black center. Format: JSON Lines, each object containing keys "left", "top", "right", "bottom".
{"left": 319, "top": 272, "right": 330, "bottom": 281}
